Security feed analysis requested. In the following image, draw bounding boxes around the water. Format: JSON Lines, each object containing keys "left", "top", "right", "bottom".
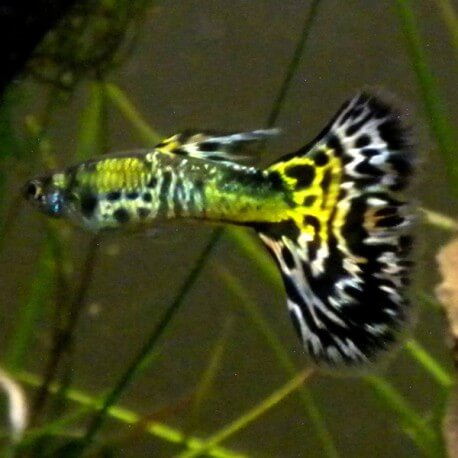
{"left": 1, "top": 0, "right": 457, "bottom": 456}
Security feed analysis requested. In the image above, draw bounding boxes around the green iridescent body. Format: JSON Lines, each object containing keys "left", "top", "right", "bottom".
{"left": 51, "top": 150, "right": 290, "bottom": 232}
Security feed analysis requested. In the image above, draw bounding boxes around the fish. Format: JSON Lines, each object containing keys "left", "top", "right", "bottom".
{"left": 23, "top": 92, "right": 414, "bottom": 367}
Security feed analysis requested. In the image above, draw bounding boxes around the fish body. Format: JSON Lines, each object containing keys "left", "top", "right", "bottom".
{"left": 24, "top": 93, "right": 414, "bottom": 367}
{"left": 40, "top": 149, "right": 291, "bottom": 232}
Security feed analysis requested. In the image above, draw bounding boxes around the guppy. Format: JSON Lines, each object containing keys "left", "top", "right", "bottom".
{"left": 23, "top": 93, "right": 414, "bottom": 367}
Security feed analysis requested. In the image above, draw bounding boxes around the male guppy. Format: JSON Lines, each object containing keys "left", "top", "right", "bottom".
{"left": 23, "top": 93, "right": 413, "bottom": 367}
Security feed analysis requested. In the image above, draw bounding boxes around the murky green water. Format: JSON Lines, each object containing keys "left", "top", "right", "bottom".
{"left": 1, "top": 1, "right": 457, "bottom": 456}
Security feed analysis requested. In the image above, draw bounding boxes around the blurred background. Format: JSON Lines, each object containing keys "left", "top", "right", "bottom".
{"left": 0, "top": 0, "right": 457, "bottom": 456}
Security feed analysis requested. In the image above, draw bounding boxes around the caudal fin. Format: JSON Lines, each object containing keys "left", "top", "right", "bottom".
{"left": 256, "top": 92, "right": 414, "bottom": 367}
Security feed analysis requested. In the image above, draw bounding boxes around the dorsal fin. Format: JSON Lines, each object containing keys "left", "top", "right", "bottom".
{"left": 155, "top": 129, "right": 279, "bottom": 164}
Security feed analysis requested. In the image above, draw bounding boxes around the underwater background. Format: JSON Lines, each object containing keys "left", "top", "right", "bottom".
{"left": 0, "top": 0, "right": 458, "bottom": 456}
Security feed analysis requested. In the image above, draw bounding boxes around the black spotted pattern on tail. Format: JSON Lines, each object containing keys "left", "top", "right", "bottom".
{"left": 257, "top": 92, "right": 414, "bottom": 367}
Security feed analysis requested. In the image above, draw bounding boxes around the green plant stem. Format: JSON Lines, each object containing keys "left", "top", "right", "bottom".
{"left": 217, "top": 264, "right": 339, "bottom": 458}
{"left": 15, "top": 371, "right": 243, "bottom": 458}
{"left": 364, "top": 375, "right": 443, "bottom": 456}
{"left": 225, "top": 228, "right": 281, "bottom": 288}
{"left": 394, "top": 0, "right": 458, "bottom": 193}
{"left": 75, "top": 81, "right": 106, "bottom": 160}
{"left": 79, "top": 229, "right": 223, "bottom": 452}
{"left": 5, "top": 230, "right": 55, "bottom": 371}
{"left": 3, "top": 84, "right": 64, "bottom": 369}
{"left": 266, "top": 0, "right": 321, "bottom": 127}
{"left": 104, "top": 82, "right": 161, "bottom": 145}
{"left": 416, "top": 291, "right": 442, "bottom": 310}
{"left": 404, "top": 339, "right": 453, "bottom": 388}
{"left": 187, "top": 316, "right": 234, "bottom": 434}
{"left": 31, "top": 236, "right": 100, "bottom": 423}
{"left": 31, "top": 79, "right": 108, "bottom": 424}
{"left": 420, "top": 207, "right": 457, "bottom": 232}
{"left": 20, "top": 407, "right": 90, "bottom": 447}
{"left": 433, "top": 0, "right": 458, "bottom": 53}
{"left": 176, "top": 370, "right": 312, "bottom": 458}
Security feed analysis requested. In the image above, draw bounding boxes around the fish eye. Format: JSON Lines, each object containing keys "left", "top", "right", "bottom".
{"left": 23, "top": 180, "right": 43, "bottom": 201}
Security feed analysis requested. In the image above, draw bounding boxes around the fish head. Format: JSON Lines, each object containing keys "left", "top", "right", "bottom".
{"left": 22, "top": 172, "right": 67, "bottom": 218}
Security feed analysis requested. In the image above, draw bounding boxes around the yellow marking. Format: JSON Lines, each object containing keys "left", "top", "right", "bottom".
{"left": 269, "top": 157, "right": 316, "bottom": 189}
{"left": 77, "top": 157, "right": 150, "bottom": 192}
{"left": 52, "top": 173, "right": 67, "bottom": 188}
{"left": 156, "top": 135, "right": 182, "bottom": 154}
{"left": 269, "top": 148, "right": 343, "bottom": 248}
